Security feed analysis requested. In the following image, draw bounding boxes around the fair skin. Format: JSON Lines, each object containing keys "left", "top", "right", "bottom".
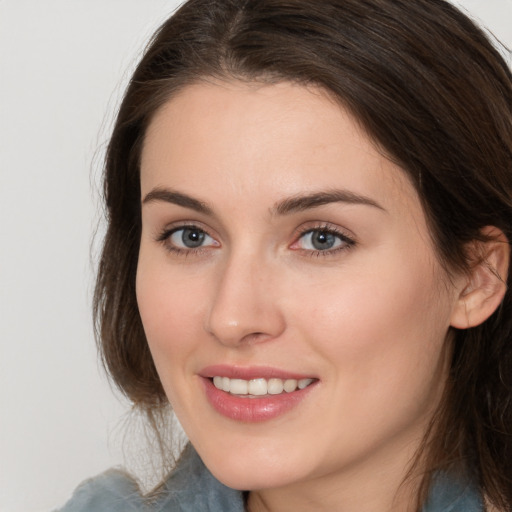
{"left": 136, "top": 81, "right": 503, "bottom": 512}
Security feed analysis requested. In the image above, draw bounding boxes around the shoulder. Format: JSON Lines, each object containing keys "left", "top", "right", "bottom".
{"left": 154, "top": 444, "right": 245, "bottom": 512}
{"left": 56, "top": 469, "right": 143, "bottom": 512}
{"left": 422, "top": 472, "right": 483, "bottom": 512}
{"left": 56, "top": 445, "right": 244, "bottom": 512}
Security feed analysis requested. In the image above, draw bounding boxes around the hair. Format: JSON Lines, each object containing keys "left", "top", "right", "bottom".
{"left": 93, "top": 0, "right": 512, "bottom": 508}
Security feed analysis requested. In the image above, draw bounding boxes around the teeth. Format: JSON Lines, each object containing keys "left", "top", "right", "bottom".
{"left": 248, "top": 378, "right": 267, "bottom": 396}
{"left": 298, "top": 378, "right": 313, "bottom": 389}
{"left": 283, "top": 379, "right": 298, "bottom": 392}
{"left": 268, "top": 378, "right": 284, "bottom": 395}
{"left": 229, "top": 379, "right": 248, "bottom": 395}
{"left": 212, "top": 376, "right": 314, "bottom": 395}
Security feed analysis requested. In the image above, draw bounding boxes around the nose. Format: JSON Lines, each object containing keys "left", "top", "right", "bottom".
{"left": 204, "top": 251, "right": 286, "bottom": 347}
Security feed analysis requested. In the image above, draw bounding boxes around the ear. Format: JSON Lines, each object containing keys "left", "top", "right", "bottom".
{"left": 450, "top": 227, "right": 509, "bottom": 329}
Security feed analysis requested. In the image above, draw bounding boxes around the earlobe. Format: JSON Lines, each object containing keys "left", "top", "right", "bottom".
{"left": 450, "top": 227, "right": 509, "bottom": 330}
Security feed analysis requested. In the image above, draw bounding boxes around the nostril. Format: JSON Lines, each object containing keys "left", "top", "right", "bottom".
{"left": 241, "top": 332, "right": 270, "bottom": 345}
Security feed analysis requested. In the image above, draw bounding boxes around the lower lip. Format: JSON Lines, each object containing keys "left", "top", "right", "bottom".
{"left": 201, "top": 377, "right": 316, "bottom": 422}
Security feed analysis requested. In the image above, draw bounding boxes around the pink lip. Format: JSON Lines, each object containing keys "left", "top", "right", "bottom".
{"left": 199, "top": 365, "right": 318, "bottom": 423}
{"left": 200, "top": 364, "right": 314, "bottom": 381}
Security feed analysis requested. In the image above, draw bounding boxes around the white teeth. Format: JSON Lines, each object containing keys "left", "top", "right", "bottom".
{"left": 212, "top": 376, "right": 314, "bottom": 395}
{"left": 267, "top": 378, "right": 284, "bottom": 395}
{"left": 229, "top": 379, "right": 248, "bottom": 395}
{"left": 248, "top": 378, "right": 267, "bottom": 396}
{"left": 298, "top": 378, "right": 314, "bottom": 389}
{"left": 283, "top": 379, "right": 298, "bottom": 392}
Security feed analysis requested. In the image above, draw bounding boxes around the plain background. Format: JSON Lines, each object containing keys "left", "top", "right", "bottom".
{"left": 0, "top": 1, "right": 510, "bottom": 511}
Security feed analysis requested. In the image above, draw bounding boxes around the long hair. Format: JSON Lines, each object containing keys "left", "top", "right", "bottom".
{"left": 94, "top": 0, "right": 512, "bottom": 508}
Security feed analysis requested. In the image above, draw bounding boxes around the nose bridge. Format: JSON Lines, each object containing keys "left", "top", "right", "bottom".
{"left": 205, "top": 245, "right": 284, "bottom": 346}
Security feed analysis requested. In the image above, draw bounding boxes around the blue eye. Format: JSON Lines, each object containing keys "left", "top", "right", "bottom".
{"left": 166, "top": 227, "right": 216, "bottom": 250}
{"left": 298, "top": 229, "right": 352, "bottom": 252}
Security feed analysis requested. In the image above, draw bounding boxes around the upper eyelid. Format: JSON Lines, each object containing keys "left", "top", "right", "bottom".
{"left": 293, "top": 222, "right": 356, "bottom": 241}
{"left": 156, "top": 221, "right": 214, "bottom": 239}
{"left": 301, "top": 229, "right": 353, "bottom": 244}
{"left": 173, "top": 227, "right": 216, "bottom": 243}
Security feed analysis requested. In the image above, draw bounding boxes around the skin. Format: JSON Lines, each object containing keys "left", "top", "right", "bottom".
{"left": 136, "top": 81, "right": 467, "bottom": 512}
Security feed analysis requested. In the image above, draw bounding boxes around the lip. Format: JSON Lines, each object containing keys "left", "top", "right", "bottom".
{"left": 199, "top": 365, "right": 318, "bottom": 423}
{"left": 200, "top": 364, "right": 315, "bottom": 381}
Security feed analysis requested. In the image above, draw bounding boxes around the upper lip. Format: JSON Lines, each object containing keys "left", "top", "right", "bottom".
{"left": 199, "top": 364, "right": 317, "bottom": 381}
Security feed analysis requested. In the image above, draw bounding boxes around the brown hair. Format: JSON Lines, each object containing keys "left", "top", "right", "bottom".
{"left": 94, "top": 0, "right": 512, "bottom": 508}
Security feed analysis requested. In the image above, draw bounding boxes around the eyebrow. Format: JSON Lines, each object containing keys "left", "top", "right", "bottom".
{"left": 142, "top": 187, "right": 213, "bottom": 215}
{"left": 273, "top": 190, "right": 386, "bottom": 215}
{"left": 141, "top": 187, "right": 385, "bottom": 216}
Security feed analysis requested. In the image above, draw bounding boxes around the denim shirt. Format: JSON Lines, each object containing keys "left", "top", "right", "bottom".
{"left": 57, "top": 445, "right": 482, "bottom": 512}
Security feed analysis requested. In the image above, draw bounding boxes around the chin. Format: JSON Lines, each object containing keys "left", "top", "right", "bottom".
{"left": 199, "top": 443, "right": 308, "bottom": 491}
{"left": 210, "top": 464, "right": 300, "bottom": 492}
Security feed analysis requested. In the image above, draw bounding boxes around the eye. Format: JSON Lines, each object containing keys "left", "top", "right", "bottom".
{"left": 294, "top": 227, "right": 355, "bottom": 254}
{"left": 157, "top": 225, "right": 218, "bottom": 253}
{"left": 171, "top": 227, "right": 212, "bottom": 248}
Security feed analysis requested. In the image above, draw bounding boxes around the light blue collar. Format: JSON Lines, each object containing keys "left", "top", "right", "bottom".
{"left": 58, "top": 444, "right": 483, "bottom": 512}
{"left": 421, "top": 472, "right": 483, "bottom": 512}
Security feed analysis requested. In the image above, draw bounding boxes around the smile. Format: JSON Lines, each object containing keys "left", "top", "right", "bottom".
{"left": 212, "top": 376, "right": 315, "bottom": 396}
{"left": 200, "top": 368, "right": 318, "bottom": 422}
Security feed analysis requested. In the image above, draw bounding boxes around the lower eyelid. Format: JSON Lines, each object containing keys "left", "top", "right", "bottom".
{"left": 300, "top": 241, "right": 356, "bottom": 260}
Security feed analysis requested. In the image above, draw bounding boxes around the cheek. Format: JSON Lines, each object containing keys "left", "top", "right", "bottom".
{"left": 135, "top": 251, "right": 206, "bottom": 376}
{"left": 297, "top": 254, "right": 453, "bottom": 408}
{"left": 136, "top": 260, "right": 209, "bottom": 424}
{"left": 299, "top": 260, "right": 441, "bottom": 341}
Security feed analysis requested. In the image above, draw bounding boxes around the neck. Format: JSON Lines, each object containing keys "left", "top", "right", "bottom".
{"left": 246, "top": 435, "right": 427, "bottom": 512}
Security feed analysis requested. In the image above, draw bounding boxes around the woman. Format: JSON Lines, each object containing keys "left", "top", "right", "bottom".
{"left": 60, "top": 0, "right": 512, "bottom": 510}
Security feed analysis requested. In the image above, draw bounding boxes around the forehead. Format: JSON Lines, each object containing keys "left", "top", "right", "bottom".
{"left": 140, "top": 80, "right": 420, "bottom": 219}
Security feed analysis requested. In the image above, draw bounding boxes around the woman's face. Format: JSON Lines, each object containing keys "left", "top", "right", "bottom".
{"left": 137, "top": 81, "right": 461, "bottom": 496}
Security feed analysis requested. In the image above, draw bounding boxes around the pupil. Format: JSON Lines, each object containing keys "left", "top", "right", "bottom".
{"left": 312, "top": 231, "right": 335, "bottom": 250}
{"left": 182, "top": 228, "right": 205, "bottom": 248}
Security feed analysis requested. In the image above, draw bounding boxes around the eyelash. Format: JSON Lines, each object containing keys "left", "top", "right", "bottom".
{"left": 292, "top": 224, "right": 356, "bottom": 258}
{"left": 155, "top": 223, "right": 356, "bottom": 257}
{"left": 156, "top": 224, "right": 216, "bottom": 256}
